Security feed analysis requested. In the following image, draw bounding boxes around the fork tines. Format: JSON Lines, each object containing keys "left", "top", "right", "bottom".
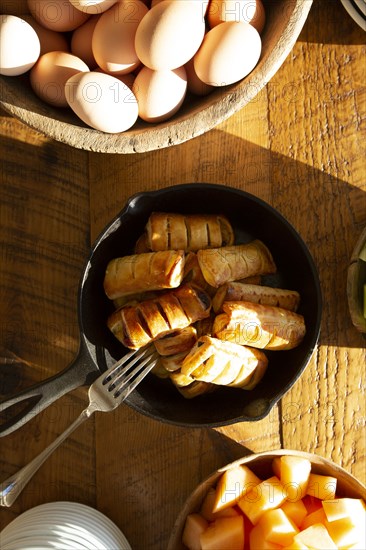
{"left": 103, "top": 346, "right": 158, "bottom": 399}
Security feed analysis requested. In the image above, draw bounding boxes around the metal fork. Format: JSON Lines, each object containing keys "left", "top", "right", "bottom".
{"left": 0, "top": 345, "right": 159, "bottom": 507}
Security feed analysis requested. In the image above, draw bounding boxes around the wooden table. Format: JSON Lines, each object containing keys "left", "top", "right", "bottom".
{"left": 1, "top": 0, "right": 365, "bottom": 547}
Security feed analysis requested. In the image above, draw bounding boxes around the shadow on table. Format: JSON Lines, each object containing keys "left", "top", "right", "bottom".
{"left": 299, "top": 0, "right": 366, "bottom": 45}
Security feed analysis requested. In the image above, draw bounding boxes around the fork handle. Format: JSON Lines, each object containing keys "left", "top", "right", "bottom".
{"left": 0, "top": 340, "right": 99, "bottom": 437}
{"left": 0, "top": 403, "right": 97, "bottom": 507}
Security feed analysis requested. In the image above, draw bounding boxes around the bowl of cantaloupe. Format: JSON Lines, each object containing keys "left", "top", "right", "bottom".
{"left": 167, "top": 449, "right": 366, "bottom": 550}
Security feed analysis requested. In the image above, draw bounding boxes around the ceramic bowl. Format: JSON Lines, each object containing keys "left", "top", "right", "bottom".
{"left": 167, "top": 449, "right": 366, "bottom": 550}
{"left": 0, "top": 1, "right": 313, "bottom": 153}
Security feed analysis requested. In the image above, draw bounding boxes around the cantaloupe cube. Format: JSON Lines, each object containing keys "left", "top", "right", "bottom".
{"left": 249, "top": 525, "right": 282, "bottom": 549}
{"left": 294, "top": 523, "right": 337, "bottom": 549}
{"left": 272, "top": 457, "right": 281, "bottom": 478}
{"left": 282, "top": 540, "right": 309, "bottom": 549}
{"left": 200, "top": 487, "right": 240, "bottom": 521}
{"left": 279, "top": 456, "right": 312, "bottom": 502}
{"left": 182, "top": 513, "right": 208, "bottom": 550}
{"left": 300, "top": 507, "right": 327, "bottom": 530}
{"left": 257, "top": 508, "right": 299, "bottom": 546}
{"left": 213, "top": 465, "right": 261, "bottom": 512}
{"left": 342, "top": 542, "right": 366, "bottom": 549}
{"left": 238, "top": 476, "right": 286, "bottom": 525}
{"left": 240, "top": 508, "right": 254, "bottom": 549}
{"left": 200, "top": 516, "right": 244, "bottom": 550}
{"left": 325, "top": 515, "right": 366, "bottom": 548}
{"left": 302, "top": 494, "right": 323, "bottom": 514}
{"left": 281, "top": 499, "right": 308, "bottom": 527}
{"left": 306, "top": 473, "right": 337, "bottom": 500}
{"left": 322, "top": 497, "right": 366, "bottom": 522}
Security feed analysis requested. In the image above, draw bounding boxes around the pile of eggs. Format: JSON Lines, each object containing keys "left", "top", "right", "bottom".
{"left": 0, "top": 0, "right": 265, "bottom": 134}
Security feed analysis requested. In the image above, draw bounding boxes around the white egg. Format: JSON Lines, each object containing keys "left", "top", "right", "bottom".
{"left": 68, "top": 0, "right": 118, "bottom": 14}
{"left": 65, "top": 71, "right": 139, "bottom": 133}
{"left": 0, "top": 14, "right": 40, "bottom": 76}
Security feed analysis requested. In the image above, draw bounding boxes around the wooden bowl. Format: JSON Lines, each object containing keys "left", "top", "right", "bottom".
{"left": 347, "top": 227, "right": 366, "bottom": 334}
{"left": 0, "top": 0, "right": 313, "bottom": 154}
{"left": 167, "top": 449, "right": 366, "bottom": 550}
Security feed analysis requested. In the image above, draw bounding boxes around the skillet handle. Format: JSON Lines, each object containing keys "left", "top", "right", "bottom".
{"left": 0, "top": 340, "right": 99, "bottom": 437}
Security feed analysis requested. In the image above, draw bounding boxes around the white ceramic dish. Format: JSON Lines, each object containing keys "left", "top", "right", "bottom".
{"left": 0, "top": 501, "right": 132, "bottom": 550}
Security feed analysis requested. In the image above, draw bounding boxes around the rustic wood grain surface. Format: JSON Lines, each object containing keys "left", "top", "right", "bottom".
{"left": 1, "top": 1, "right": 365, "bottom": 548}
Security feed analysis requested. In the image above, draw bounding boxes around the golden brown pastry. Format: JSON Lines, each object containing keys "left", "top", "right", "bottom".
{"left": 107, "top": 283, "right": 211, "bottom": 349}
{"left": 181, "top": 335, "right": 268, "bottom": 388}
{"left": 212, "top": 282, "right": 300, "bottom": 313}
{"left": 113, "top": 290, "right": 159, "bottom": 310}
{"left": 103, "top": 250, "right": 185, "bottom": 300}
{"left": 150, "top": 360, "right": 170, "bottom": 379}
{"left": 197, "top": 240, "right": 276, "bottom": 288}
{"left": 145, "top": 212, "right": 234, "bottom": 252}
{"left": 195, "top": 314, "right": 215, "bottom": 338}
{"left": 237, "top": 275, "right": 262, "bottom": 285}
{"left": 183, "top": 252, "right": 213, "bottom": 291}
{"left": 169, "top": 370, "right": 195, "bottom": 387}
{"left": 213, "top": 301, "right": 306, "bottom": 350}
{"left": 160, "top": 351, "right": 189, "bottom": 372}
{"left": 134, "top": 233, "right": 150, "bottom": 254}
{"left": 170, "top": 376, "right": 215, "bottom": 399}
{"left": 153, "top": 326, "right": 197, "bottom": 356}
{"left": 230, "top": 358, "right": 268, "bottom": 390}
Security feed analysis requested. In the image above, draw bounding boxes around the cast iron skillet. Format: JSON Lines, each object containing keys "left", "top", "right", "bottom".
{"left": 0, "top": 184, "right": 322, "bottom": 435}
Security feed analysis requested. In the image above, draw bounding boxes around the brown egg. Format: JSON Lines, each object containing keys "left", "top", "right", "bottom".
{"left": 27, "top": 0, "right": 90, "bottom": 32}
{"left": 185, "top": 57, "right": 213, "bottom": 96}
{"left": 92, "top": 0, "right": 148, "bottom": 74}
{"left": 194, "top": 21, "right": 261, "bottom": 86}
{"left": 30, "top": 51, "right": 89, "bottom": 107}
{"left": 95, "top": 68, "right": 135, "bottom": 89}
{"left": 135, "top": 0, "right": 206, "bottom": 71}
{"left": 21, "top": 14, "right": 69, "bottom": 55}
{"left": 68, "top": 0, "right": 118, "bottom": 14}
{"left": 65, "top": 71, "right": 139, "bottom": 133}
{"left": 71, "top": 14, "right": 100, "bottom": 69}
{"left": 0, "top": 14, "right": 40, "bottom": 76}
{"left": 151, "top": 0, "right": 208, "bottom": 14}
{"left": 133, "top": 65, "right": 187, "bottom": 122}
{"left": 207, "top": 0, "right": 266, "bottom": 33}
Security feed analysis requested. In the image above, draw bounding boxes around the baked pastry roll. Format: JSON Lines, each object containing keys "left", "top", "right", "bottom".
{"left": 183, "top": 252, "right": 214, "bottom": 293}
{"left": 151, "top": 360, "right": 170, "bottom": 379}
{"left": 197, "top": 240, "right": 276, "bottom": 288}
{"left": 134, "top": 233, "right": 150, "bottom": 254}
{"left": 113, "top": 290, "right": 159, "bottom": 310}
{"left": 195, "top": 314, "right": 215, "bottom": 338}
{"left": 160, "top": 351, "right": 189, "bottom": 372}
{"left": 107, "top": 283, "right": 211, "bottom": 349}
{"left": 212, "top": 282, "right": 300, "bottom": 313}
{"left": 229, "top": 356, "right": 268, "bottom": 389}
{"left": 213, "top": 301, "right": 306, "bottom": 350}
{"left": 170, "top": 375, "right": 215, "bottom": 399}
{"left": 154, "top": 326, "right": 197, "bottom": 356}
{"left": 169, "top": 370, "right": 195, "bottom": 387}
{"left": 103, "top": 250, "right": 185, "bottom": 300}
{"left": 146, "top": 212, "right": 234, "bottom": 252}
{"left": 181, "top": 336, "right": 268, "bottom": 388}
